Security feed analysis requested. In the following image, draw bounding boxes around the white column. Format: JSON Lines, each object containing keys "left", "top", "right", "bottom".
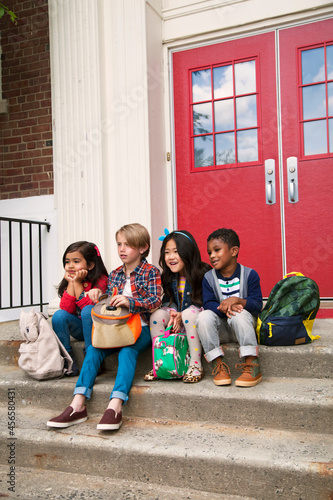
{"left": 49, "top": 0, "right": 166, "bottom": 273}
{"left": 97, "top": 0, "right": 154, "bottom": 266}
{"left": 48, "top": 0, "right": 105, "bottom": 264}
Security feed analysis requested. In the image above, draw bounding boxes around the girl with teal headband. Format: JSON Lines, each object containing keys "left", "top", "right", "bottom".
{"left": 144, "top": 229, "right": 211, "bottom": 383}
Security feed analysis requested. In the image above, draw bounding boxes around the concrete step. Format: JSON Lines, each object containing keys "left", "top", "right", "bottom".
{"left": 0, "top": 465, "right": 251, "bottom": 500}
{"left": 1, "top": 318, "right": 333, "bottom": 379}
{"left": 0, "top": 406, "right": 332, "bottom": 500}
{"left": 1, "top": 364, "right": 332, "bottom": 434}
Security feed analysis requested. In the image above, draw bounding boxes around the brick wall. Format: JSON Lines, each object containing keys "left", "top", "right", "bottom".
{"left": 0, "top": 0, "right": 53, "bottom": 200}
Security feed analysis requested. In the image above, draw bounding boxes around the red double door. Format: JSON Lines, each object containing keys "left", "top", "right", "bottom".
{"left": 173, "top": 19, "right": 333, "bottom": 298}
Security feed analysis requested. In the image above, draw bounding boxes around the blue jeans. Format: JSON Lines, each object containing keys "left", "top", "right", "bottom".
{"left": 73, "top": 325, "right": 151, "bottom": 403}
{"left": 51, "top": 305, "right": 94, "bottom": 352}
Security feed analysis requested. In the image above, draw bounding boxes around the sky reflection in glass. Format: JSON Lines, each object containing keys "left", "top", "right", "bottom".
{"left": 302, "top": 84, "right": 326, "bottom": 120}
{"left": 302, "top": 47, "right": 325, "bottom": 84}
{"left": 303, "top": 120, "right": 327, "bottom": 155}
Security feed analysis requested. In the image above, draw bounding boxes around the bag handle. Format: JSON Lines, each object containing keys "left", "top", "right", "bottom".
{"left": 97, "top": 287, "right": 118, "bottom": 303}
{"left": 284, "top": 272, "right": 304, "bottom": 279}
{"left": 162, "top": 325, "right": 173, "bottom": 339}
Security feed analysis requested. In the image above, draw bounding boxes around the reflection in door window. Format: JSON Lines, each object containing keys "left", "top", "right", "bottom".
{"left": 190, "top": 59, "right": 259, "bottom": 170}
{"left": 300, "top": 43, "right": 333, "bottom": 156}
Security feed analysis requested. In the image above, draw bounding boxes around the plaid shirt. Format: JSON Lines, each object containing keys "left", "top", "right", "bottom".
{"left": 107, "top": 258, "right": 162, "bottom": 324}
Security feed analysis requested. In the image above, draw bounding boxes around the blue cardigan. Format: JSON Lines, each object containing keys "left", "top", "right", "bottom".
{"left": 202, "top": 263, "right": 262, "bottom": 318}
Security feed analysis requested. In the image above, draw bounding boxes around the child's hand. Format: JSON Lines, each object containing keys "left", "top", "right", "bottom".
{"left": 86, "top": 288, "right": 102, "bottom": 303}
{"left": 72, "top": 269, "right": 88, "bottom": 283}
{"left": 64, "top": 271, "right": 74, "bottom": 283}
{"left": 110, "top": 294, "right": 130, "bottom": 309}
{"left": 168, "top": 310, "right": 182, "bottom": 332}
{"left": 218, "top": 297, "right": 244, "bottom": 318}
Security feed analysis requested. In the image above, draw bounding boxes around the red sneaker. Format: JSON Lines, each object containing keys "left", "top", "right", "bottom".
{"left": 46, "top": 406, "right": 87, "bottom": 428}
{"left": 97, "top": 409, "right": 122, "bottom": 430}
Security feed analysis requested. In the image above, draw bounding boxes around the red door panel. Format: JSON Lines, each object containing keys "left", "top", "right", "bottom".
{"left": 173, "top": 32, "right": 282, "bottom": 296}
{"left": 279, "top": 19, "right": 333, "bottom": 297}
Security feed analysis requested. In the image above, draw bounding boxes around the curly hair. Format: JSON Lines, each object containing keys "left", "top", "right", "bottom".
{"left": 207, "top": 228, "right": 240, "bottom": 248}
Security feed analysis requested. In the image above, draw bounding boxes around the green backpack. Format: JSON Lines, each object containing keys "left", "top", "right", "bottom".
{"left": 256, "top": 272, "right": 320, "bottom": 346}
{"left": 152, "top": 327, "right": 190, "bottom": 379}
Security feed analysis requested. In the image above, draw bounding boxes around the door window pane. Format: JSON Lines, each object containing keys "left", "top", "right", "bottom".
{"left": 213, "top": 65, "right": 233, "bottom": 98}
{"left": 215, "top": 133, "right": 235, "bottom": 165}
{"left": 192, "top": 69, "right": 211, "bottom": 102}
{"left": 236, "top": 95, "right": 257, "bottom": 128}
{"left": 214, "top": 99, "right": 234, "bottom": 131}
{"left": 193, "top": 103, "right": 213, "bottom": 134}
{"left": 235, "top": 61, "right": 256, "bottom": 94}
{"left": 329, "top": 119, "right": 333, "bottom": 153}
{"left": 302, "top": 84, "right": 326, "bottom": 119}
{"left": 237, "top": 129, "right": 258, "bottom": 162}
{"left": 303, "top": 120, "right": 327, "bottom": 155}
{"left": 194, "top": 136, "right": 214, "bottom": 168}
{"left": 327, "top": 45, "right": 333, "bottom": 79}
{"left": 300, "top": 44, "right": 333, "bottom": 157}
{"left": 190, "top": 57, "right": 259, "bottom": 169}
{"left": 301, "top": 47, "right": 325, "bottom": 84}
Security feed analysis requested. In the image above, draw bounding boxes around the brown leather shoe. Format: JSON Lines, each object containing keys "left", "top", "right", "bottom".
{"left": 235, "top": 357, "right": 262, "bottom": 387}
{"left": 212, "top": 358, "right": 231, "bottom": 386}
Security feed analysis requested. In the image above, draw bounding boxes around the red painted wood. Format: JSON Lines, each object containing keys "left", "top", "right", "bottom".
{"left": 279, "top": 19, "right": 333, "bottom": 298}
{"left": 173, "top": 32, "right": 281, "bottom": 296}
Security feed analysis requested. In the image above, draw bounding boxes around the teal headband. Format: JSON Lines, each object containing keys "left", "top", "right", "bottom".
{"left": 174, "top": 231, "right": 193, "bottom": 243}
{"left": 159, "top": 228, "right": 193, "bottom": 243}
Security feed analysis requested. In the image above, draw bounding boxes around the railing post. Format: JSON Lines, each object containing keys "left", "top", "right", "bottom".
{"left": 0, "top": 217, "right": 51, "bottom": 311}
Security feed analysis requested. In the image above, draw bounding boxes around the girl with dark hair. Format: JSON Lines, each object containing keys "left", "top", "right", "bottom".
{"left": 52, "top": 241, "right": 108, "bottom": 375}
{"left": 144, "top": 230, "right": 211, "bottom": 383}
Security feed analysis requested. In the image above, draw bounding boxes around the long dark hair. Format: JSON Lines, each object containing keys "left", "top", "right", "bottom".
{"left": 57, "top": 241, "right": 108, "bottom": 297}
{"left": 159, "top": 230, "right": 211, "bottom": 307}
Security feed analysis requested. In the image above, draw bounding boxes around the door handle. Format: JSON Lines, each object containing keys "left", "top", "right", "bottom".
{"left": 287, "top": 157, "right": 298, "bottom": 203}
{"left": 265, "top": 159, "right": 276, "bottom": 205}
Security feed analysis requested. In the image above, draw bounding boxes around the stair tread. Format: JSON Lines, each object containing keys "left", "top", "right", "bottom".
{"left": 1, "top": 317, "right": 333, "bottom": 344}
{"left": 0, "top": 465, "right": 253, "bottom": 500}
{"left": 1, "top": 364, "right": 332, "bottom": 406}
{"left": 2, "top": 406, "right": 332, "bottom": 469}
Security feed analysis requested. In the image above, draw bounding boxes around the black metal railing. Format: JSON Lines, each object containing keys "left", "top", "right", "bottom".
{"left": 0, "top": 217, "right": 51, "bottom": 311}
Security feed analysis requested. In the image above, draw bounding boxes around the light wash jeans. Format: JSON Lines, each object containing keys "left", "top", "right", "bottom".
{"left": 196, "top": 309, "right": 259, "bottom": 362}
{"left": 51, "top": 305, "right": 94, "bottom": 352}
{"left": 73, "top": 325, "right": 151, "bottom": 404}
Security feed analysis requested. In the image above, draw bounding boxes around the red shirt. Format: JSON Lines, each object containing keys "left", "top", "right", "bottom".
{"left": 59, "top": 275, "right": 108, "bottom": 315}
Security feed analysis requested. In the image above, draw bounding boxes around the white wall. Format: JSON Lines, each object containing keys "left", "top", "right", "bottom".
{"left": 0, "top": 195, "right": 58, "bottom": 321}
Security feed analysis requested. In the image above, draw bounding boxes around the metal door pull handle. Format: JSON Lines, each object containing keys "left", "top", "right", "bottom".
{"left": 265, "top": 159, "right": 276, "bottom": 205}
{"left": 287, "top": 157, "right": 298, "bottom": 203}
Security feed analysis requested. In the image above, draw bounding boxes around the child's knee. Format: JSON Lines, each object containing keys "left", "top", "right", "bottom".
{"left": 51, "top": 309, "right": 67, "bottom": 327}
{"left": 228, "top": 309, "right": 254, "bottom": 329}
{"left": 197, "top": 309, "right": 215, "bottom": 328}
{"left": 81, "top": 304, "right": 93, "bottom": 320}
{"left": 181, "top": 306, "right": 199, "bottom": 324}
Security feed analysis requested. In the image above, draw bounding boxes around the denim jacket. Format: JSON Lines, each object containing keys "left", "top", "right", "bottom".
{"left": 162, "top": 275, "right": 196, "bottom": 312}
